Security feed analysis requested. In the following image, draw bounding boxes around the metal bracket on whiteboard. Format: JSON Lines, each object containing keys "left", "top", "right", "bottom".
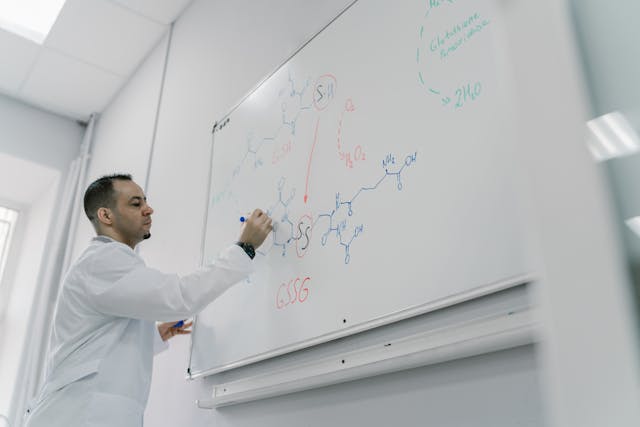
{"left": 211, "top": 117, "right": 230, "bottom": 134}
{"left": 195, "top": 308, "right": 538, "bottom": 409}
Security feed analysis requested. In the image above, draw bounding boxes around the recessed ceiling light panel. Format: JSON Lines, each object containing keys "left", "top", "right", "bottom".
{"left": 0, "top": 0, "right": 67, "bottom": 44}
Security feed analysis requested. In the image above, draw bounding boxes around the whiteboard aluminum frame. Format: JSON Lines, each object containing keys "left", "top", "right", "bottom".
{"left": 188, "top": 273, "right": 533, "bottom": 379}
{"left": 195, "top": 308, "right": 537, "bottom": 407}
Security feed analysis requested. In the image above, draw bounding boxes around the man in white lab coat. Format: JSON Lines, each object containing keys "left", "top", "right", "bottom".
{"left": 25, "top": 174, "right": 272, "bottom": 427}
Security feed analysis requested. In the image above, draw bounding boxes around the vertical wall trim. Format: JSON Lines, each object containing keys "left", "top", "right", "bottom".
{"left": 144, "top": 24, "right": 174, "bottom": 194}
{"left": 61, "top": 114, "right": 97, "bottom": 272}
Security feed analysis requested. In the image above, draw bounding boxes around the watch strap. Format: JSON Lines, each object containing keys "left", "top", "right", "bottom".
{"left": 236, "top": 241, "right": 256, "bottom": 259}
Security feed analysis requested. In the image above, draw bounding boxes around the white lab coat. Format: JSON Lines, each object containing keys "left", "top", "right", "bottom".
{"left": 25, "top": 236, "right": 253, "bottom": 427}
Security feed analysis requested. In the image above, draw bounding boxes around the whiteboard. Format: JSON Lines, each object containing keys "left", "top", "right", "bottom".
{"left": 189, "top": 0, "right": 532, "bottom": 377}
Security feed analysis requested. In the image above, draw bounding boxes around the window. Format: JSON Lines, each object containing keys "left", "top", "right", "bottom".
{"left": 0, "top": 206, "right": 18, "bottom": 284}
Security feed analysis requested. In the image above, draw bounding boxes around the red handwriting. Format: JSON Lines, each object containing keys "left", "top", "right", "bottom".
{"left": 337, "top": 99, "right": 366, "bottom": 168}
{"left": 276, "top": 276, "right": 311, "bottom": 310}
{"left": 272, "top": 138, "right": 292, "bottom": 164}
{"left": 304, "top": 117, "right": 320, "bottom": 203}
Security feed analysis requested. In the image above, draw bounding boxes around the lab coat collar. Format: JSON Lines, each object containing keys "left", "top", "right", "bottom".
{"left": 91, "top": 235, "right": 138, "bottom": 254}
{"left": 93, "top": 235, "right": 115, "bottom": 244}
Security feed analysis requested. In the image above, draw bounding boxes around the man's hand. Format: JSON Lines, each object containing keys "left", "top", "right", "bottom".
{"left": 238, "top": 209, "right": 273, "bottom": 249}
{"left": 157, "top": 320, "right": 193, "bottom": 342}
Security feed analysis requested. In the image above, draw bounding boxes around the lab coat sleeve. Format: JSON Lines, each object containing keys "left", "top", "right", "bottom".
{"left": 84, "top": 243, "right": 254, "bottom": 320}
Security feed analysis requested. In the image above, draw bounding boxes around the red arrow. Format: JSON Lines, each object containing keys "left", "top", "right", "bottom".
{"left": 304, "top": 117, "right": 321, "bottom": 203}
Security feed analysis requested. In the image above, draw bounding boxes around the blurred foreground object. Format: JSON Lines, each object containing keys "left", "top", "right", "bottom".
{"left": 586, "top": 111, "right": 640, "bottom": 162}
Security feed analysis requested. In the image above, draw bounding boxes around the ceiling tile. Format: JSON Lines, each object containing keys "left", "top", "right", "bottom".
{"left": 44, "top": 0, "right": 167, "bottom": 77}
{"left": 20, "top": 49, "right": 124, "bottom": 120}
{"left": 0, "top": 28, "right": 40, "bottom": 96}
{"left": 108, "top": 0, "right": 194, "bottom": 25}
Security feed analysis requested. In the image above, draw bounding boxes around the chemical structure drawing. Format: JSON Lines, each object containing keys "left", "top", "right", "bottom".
{"left": 209, "top": 74, "right": 313, "bottom": 219}
{"left": 257, "top": 176, "right": 315, "bottom": 261}
{"left": 263, "top": 177, "right": 298, "bottom": 257}
{"left": 213, "top": 70, "right": 353, "bottom": 219}
{"left": 211, "top": 72, "right": 316, "bottom": 209}
{"left": 233, "top": 72, "right": 313, "bottom": 176}
{"left": 257, "top": 152, "right": 418, "bottom": 264}
{"left": 316, "top": 151, "right": 418, "bottom": 264}
{"left": 210, "top": 69, "right": 418, "bottom": 267}
{"left": 280, "top": 73, "right": 313, "bottom": 134}
{"left": 217, "top": 71, "right": 348, "bottom": 200}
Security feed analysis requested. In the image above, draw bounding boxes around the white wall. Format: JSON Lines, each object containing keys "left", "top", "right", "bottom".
{"left": 205, "top": 345, "right": 541, "bottom": 427}
{"left": 0, "top": 96, "right": 83, "bottom": 171}
{"left": 68, "top": 32, "right": 170, "bottom": 262}
{"left": 0, "top": 95, "right": 84, "bottom": 417}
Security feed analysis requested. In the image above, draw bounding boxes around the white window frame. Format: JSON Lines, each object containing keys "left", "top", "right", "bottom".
{"left": 0, "top": 203, "right": 21, "bottom": 320}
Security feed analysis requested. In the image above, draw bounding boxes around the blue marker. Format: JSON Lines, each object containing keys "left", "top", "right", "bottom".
{"left": 172, "top": 320, "right": 184, "bottom": 328}
{"left": 239, "top": 213, "right": 253, "bottom": 222}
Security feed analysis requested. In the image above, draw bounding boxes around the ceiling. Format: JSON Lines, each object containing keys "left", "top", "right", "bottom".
{"left": 0, "top": 0, "right": 193, "bottom": 122}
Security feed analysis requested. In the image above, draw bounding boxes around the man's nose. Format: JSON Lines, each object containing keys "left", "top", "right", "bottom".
{"left": 144, "top": 205, "right": 154, "bottom": 215}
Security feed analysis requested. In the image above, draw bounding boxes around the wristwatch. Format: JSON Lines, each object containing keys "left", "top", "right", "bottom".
{"left": 236, "top": 241, "right": 256, "bottom": 259}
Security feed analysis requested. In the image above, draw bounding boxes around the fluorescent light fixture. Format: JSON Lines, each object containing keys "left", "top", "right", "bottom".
{"left": 0, "top": 0, "right": 67, "bottom": 44}
{"left": 586, "top": 111, "right": 640, "bottom": 162}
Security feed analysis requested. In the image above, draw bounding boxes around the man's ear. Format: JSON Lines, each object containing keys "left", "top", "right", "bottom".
{"left": 97, "top": 207, "right": 113, "bottom": 226}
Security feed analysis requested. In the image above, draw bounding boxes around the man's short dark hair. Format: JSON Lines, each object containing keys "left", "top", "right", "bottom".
{"left": 83, "top": 174, "right": 132, "bottom": 224}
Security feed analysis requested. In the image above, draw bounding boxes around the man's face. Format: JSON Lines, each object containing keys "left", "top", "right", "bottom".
{"left": 110, "top": 180, "right": 153, "bottom": 245}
